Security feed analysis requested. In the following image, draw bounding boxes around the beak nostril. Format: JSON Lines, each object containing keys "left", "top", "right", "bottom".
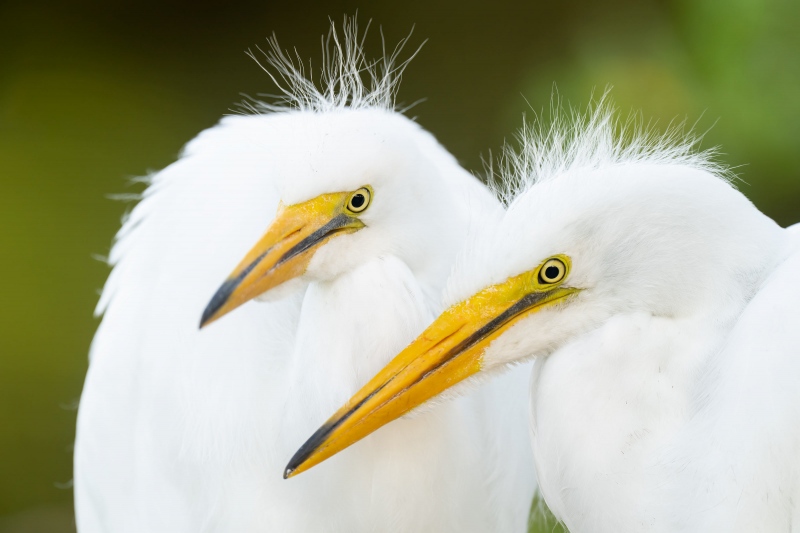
{"left": 283, "top": 226, "right": 304, "bottom": 241}
{"left": 426, "top": 323, "right": 466, "bottom": 353}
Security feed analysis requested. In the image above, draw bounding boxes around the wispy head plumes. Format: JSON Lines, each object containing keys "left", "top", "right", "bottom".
{"left": 487, "top": 93, "right": 732, "bottom": 206}
{"left": 241, "top": 16, "right": 422, "bottom": 114}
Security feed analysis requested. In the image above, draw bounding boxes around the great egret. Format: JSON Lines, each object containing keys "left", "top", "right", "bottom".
{"left": 287, "top": 103, "right": 800, "bottom": 532}
{"left": 74, "top": 20, "right": 536, "bottom": 533}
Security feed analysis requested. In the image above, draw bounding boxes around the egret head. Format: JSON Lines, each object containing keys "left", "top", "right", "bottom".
{"left": 200, "top": 21, "right": 492, "bottom": 327}
{"left": 283, "top": 103, "right": 785, "bottom": 477}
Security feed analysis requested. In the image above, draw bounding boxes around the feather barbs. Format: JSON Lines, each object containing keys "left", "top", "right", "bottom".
{"left": 242, "top": 16, "right": 423, "bottom": 115}
{"left": 488, "top": 94, "right": 733, "bottom": 207}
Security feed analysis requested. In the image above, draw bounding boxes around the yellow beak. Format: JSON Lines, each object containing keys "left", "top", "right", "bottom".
{"left": 284, "top": 264, "right": 579, "bottom": 478}
{"left": 200, "top": 191, "right": 364, "bottom": 328}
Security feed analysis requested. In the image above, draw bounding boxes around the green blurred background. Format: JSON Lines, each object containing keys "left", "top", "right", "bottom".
{"left": 1, "top": 0, "right": 798, "bottom": 531}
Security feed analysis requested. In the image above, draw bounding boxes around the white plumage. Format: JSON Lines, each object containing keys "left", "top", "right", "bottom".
{"left": 74, "top": 20, "right": 536, "bottom": 532}
{"left": 448, "top": 105, "right": 799, "bottom": 531}
{"left": 288, "top": 100, "right": 800, "bottom": 532}
{"left": 482, "top": 104, "right": 800, "bottom": 532}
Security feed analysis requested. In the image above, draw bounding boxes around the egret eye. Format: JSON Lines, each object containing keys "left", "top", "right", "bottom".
{"left": 538, "top": 258, "right": 566, "bottom": 284}
{"left": 346, "top": 187, "right": 372, "bottom": 213}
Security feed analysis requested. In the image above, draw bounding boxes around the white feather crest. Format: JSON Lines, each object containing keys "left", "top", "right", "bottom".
{"left": 488, "top": 93, "right": 732, "bottom": 206}
{"left": 241, "top": 16, "right": 422, "bottom": 114}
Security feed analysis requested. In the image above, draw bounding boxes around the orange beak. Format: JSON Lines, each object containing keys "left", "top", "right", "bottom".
{"left": 200, "top": 191, "right": 364, "bottom": 328}
{"left": 284, "top": 261, "right": 579, "bottom": 478}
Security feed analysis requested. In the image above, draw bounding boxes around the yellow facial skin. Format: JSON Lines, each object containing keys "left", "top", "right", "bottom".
{"left": 200, "top": 187, "right": 372, "bottom": 328}
{"left": 284, "top": 255, "right": 579, "bottom": 478}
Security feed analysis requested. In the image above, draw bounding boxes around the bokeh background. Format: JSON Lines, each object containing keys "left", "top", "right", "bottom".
{"left": 1, "top": 0, "right": 798, "bottom": 530}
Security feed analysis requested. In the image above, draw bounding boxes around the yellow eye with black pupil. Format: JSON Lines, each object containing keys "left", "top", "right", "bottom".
{"left": 538, "top": 258, "right": 566, "bottom": 284}
{"left": 347, "top": 187, "right": 371, "bottom": 213}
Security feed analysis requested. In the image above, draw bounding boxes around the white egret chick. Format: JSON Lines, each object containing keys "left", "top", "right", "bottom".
{"left": 74, "top": 21, "right": 535, "bottom": 533}
{"left": 287, "top": 103, "right": 800, "bottom": 532}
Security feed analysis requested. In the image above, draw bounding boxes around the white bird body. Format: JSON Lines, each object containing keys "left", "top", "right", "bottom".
{"left": 528, "top": 197, "right": 800, "bottom": 532}
{"left": 290, "top": 104, "right": 800, "bottom": 532}
{"left": 477, "top": 133, "right": 800, "bottom": 532}
{"left": 490, "top": 145, "right": 800, "bottom": 533}
{"left": 74, "top": 63, "right": 536, "bottom": 533}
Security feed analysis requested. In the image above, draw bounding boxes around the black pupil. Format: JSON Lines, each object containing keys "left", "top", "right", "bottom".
{"left": 350, "top": 194, "right": 365, "bottom": 209}
{"left": 544, "top": 265, "right": 561, "bottom": 280}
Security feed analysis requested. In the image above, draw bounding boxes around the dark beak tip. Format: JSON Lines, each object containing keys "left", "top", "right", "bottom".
{"left": 198, "top": 304, "right": 217, "bottom": 330}
{"left": 282, "top": 418, "right": 341, "bottom": 479}
{"left": 199, "top": 277, "right": 241, "bottom": 330}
